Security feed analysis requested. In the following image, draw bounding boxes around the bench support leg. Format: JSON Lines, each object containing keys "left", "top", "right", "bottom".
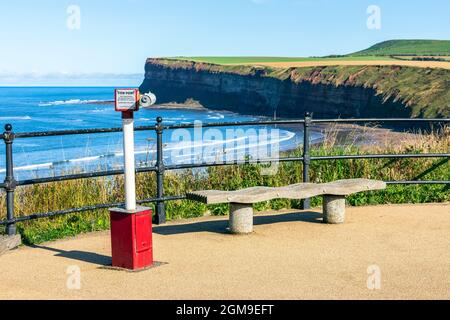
{"left": 323, "top": 195, "right": 346, "bottom": 224}
{"left": 229, "top": 203, "right": 253, "bottom": 234}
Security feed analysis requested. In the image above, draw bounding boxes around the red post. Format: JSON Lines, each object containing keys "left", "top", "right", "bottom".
{"left": 109, "top": 206, "right": 153, "bottom": 270}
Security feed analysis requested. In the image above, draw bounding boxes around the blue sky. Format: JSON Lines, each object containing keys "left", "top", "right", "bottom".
{"left": 0, "top": 0, "right": 448, "bottom": 84}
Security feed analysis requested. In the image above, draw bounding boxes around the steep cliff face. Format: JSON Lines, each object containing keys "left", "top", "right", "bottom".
{"left": 140, "top": 58, "right": 450, "bottom": 119}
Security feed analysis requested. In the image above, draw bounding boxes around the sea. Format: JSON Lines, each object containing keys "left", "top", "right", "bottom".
{"left": 0, "top": 87, "right": 322, "bottom": 181}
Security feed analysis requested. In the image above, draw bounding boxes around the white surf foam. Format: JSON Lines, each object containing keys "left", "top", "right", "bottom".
{"left": 167, "top": 130, "right": 296, "bottom": 161}
{"left": 38, "top": 99, "right": 106, "bottom": 107}
{"left": 0, "top": 162, "right": 54, "bottom": 173}
{"left": 68, "top": 155, "right": 101, "bottom": 163}
{"left": 207, "top": 113, "right": 225, "bottom": 120}
{"left": 0, "top": 116, "right": 32, "bottom": 120}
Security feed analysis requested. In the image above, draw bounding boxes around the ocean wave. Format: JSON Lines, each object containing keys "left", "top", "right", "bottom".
{"left": 207, "top": 113, "right": 225, "bottom": 120}
{"left": 92, "top": 108, "right": 110, "bottom": 113}
{"left": 69, "top": 155, "right": 102, "bottom": 163}
{"left": 162, "top": 117, "right": 190, "bottom": 121}
{"left": 0, "top": 154, "right": 114, "bottom": 173}
{"left": 170, "top": 130, "right": 296, "bottom": 161}
{"left": 38, "top": 99, "right": 108, "bottom": 107}
{"left": 0, "top": 116, "right": 32, "bottom": 120}
{"left": 0, "top": 162, "right": 53, "bottom": 173}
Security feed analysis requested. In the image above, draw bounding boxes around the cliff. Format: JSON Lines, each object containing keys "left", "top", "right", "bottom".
{"left": 140, "top": 58, "right": 450, "bottom": 119}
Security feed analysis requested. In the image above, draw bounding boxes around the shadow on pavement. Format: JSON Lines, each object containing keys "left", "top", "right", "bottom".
{"left": 153, "top": 211, "right": 322, "bottom": 236}
{"left": 28, "top": 244, "right": 112, "bottom": 266}
{"left": 25, "top": 211, "right": 322, "bottom": 265}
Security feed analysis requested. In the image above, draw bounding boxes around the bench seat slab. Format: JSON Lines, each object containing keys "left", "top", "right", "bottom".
{"left": 186, "top": 179, "right": 386, "bottom": 205}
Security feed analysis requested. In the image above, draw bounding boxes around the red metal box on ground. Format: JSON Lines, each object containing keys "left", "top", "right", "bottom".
{"left": 109, "top": 206, "right": 153, "bottom": 270}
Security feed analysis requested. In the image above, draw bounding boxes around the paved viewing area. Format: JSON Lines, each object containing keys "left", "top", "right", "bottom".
{"left": 0, "top": 203, "right": 449, "bottom": 300}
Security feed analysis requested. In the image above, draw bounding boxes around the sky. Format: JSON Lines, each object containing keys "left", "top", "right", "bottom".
{"left": 0, "top": 0, "right": 449, "bottom": 85}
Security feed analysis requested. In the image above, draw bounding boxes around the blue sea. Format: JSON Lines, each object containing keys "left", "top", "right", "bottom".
{"left": 0, "top": 87, "right": 319, "bottom": 181}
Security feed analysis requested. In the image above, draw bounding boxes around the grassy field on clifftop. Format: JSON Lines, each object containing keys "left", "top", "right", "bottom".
{"left": 178, "top": 40, "right": 450, "bottom": 64}
{"left": 171, "top": 41, "right": 450, "bottom": 70}
{"left": 172, "top": 56, "right": 397, "bottom": 64}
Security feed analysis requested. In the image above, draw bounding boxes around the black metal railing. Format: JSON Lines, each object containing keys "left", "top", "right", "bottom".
{"left": 1, "top": 113, "right": 449, "bottom": 235}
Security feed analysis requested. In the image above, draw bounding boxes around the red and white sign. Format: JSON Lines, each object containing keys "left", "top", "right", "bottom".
{"left": 115, "top": 88, "right": 140, "bottom": 112}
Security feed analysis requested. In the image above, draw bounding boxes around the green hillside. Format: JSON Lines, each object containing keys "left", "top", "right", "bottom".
{"left": 351, "top": 40, "right": 450, "bottom": 56}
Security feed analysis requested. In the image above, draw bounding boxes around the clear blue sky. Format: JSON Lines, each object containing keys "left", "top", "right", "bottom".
{"left": 0, "top": 0, "right": 448, "bottom": 77}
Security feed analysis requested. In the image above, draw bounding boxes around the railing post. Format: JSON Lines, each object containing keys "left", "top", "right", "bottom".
{"left": 302, "top": 112, "right": 312, "bottom": 210}
{"left": 3, "top": 124, "right": 17, "bottom": 235}
{"left": 154, "top": 117, "right": 166, "bottom": 224}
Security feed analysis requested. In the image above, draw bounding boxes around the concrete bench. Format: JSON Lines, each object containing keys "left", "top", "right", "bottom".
{"left": 186, "top": 179, "right": 386, "bottom": 234}
{"left": 0, "top": 234, "right": 21, "bottom": 256}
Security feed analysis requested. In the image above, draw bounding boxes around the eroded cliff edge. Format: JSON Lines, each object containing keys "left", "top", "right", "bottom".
{"left": 140, "top": 58, "right": 450, "bottom": 118}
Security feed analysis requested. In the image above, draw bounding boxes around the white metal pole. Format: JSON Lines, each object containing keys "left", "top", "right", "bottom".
{"left": 122, "top": 115, "right": 136, "bottom": 211}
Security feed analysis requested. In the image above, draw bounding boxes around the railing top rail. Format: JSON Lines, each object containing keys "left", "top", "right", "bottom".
{"left": 14, "top": 127, "right": 125, "bottom": 138}
{"left": 311, "top": 118, "right": 450, "bottom": 124}
{"left": 7, "top": 117, "right": 450, "bottom": 139}
{"left": 161, "top": 119, "right": 306, "bottom": 130}
{"left": 12, "top": 119, "right": 307, "bottom": 138}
